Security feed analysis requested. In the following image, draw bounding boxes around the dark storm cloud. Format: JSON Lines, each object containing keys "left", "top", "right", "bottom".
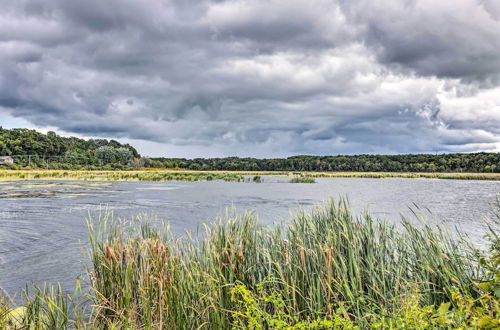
{"left": 339, "top": 0, "right": 500, "bottom": 82}
{"left": 0, "top": 0, "right": 499, "bottom": 156}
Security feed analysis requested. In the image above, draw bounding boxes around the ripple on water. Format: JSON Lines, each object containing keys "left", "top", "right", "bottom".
{"left": 0, "top": 178, "right": 498, "bottom": 297}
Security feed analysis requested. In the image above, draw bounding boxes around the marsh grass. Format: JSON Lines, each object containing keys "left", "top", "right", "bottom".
{"left": 297, "top": 171, "right": 500, "bottom": 180}
{"left": 83, "top": 200, "right": 485, "bottom": 328}
{"left": 2, "top": 169, "right": 500, "bottom": 183}
{"left": 0, "top": 170, "right": 244, "bottom": 182}
{"left": 1, "top": 199, "right": 498, "bottom": 329}
{"left": 0, "top": 284, "right": 87, "bottom": 329}
{"left": 289, "top": 177, "right": 316, "bottom": 183}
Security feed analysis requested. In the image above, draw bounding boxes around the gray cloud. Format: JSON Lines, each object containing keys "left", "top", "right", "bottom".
{"left": 340, "top": 0, "right": 500, "bottom": 82}
{"left": 0, "top": 0, "right": 499, "bottom": 157}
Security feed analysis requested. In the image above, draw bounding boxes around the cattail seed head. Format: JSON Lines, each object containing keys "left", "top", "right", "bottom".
{"left": 283, "top": 240, "right": 289, "bottom": 265}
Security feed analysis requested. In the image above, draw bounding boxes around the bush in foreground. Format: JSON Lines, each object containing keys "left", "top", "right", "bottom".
{"left": 0, "top": 200, "right": 498, "bottom": 329}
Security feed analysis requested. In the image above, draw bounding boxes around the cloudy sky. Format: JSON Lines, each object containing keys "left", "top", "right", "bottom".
{"left": 1, "top": 0, "right": 500, "bottom": 157}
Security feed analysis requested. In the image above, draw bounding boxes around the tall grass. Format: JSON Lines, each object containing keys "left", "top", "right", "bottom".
{"left": 2, "top": 169, "right": 500, "bottom": 182}
{"left": 82, "top": 200, "right": 484, "bottom": 328}
{"left": 297, "top": 171, "right": 500, "bottom": 180}
{"left": 1, "top": 199, "right": 497, "bottom": 328}
{"left": 0, "top": 170, "right": 244, "bottom": 182}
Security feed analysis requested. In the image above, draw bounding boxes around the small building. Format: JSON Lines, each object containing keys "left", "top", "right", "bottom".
{"left": 0, "top": 156, "right": 14, "bottom": 165}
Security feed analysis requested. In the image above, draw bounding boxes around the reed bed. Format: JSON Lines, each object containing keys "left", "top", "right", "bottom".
{"left": 0, "top": 170, "right": 244, "bottom": 182}
{"left": 1, "top": 200, "right": 498, "bottom": 329}
{"left": 2, "top": 169, "right": 500, "bottom": 183}
{"left": 296, "top": 171, "right": 500, "bottom": 180}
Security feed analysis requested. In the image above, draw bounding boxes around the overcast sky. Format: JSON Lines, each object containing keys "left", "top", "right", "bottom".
{"left": 1, "top": 0, "right": 500, "bottom": 157}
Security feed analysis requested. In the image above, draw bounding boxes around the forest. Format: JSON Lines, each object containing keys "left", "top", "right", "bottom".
{"left": 0, "top": 127, "right": 140, "bottom": 169}
{"left": 153, "top": 153, "right": 500, "bottom": 173}
{"left": 1, "top": 127, "right": 499, "bottom": 172}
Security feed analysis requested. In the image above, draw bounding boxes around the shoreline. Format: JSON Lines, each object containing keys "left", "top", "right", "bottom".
{"left": 1, "top": 169, "right": 500, "bottom": 181}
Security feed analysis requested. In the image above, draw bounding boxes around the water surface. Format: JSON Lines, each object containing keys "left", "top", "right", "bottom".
{"left": 0, "top": 177, "right": 499, "bottom": 298}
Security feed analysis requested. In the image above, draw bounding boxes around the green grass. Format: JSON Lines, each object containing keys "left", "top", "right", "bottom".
{"left": 293, "top": 171, "right": 500, "bottom": 181}
{"left": 2, "top": 169, "right": 500, "bottom": 182}
{"left": 1, "top": 199, "right": 499, "bottom": 329}
{"left": 289, "top": 177, "right": 316, "bottom": 183}
{"left": 0, "top": 170, "right": 244, "bottom": 182}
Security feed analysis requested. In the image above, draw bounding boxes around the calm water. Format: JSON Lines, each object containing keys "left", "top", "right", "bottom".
{"left": 0, "top": 177, "right": 499, "bottom": 298}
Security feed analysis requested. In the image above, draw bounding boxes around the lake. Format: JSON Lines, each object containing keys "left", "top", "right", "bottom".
{"left": 0, "top": 177, "right": 499, "bottom": 298}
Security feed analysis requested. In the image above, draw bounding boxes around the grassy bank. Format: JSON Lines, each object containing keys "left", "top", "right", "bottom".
{"left": 297, "top": 171, "right": 500, "bottom": 181}
{"left": 2, "top": 169, "right": 500, "bottom": 182}
{"left": 0, "top": 170, "right": 244, "bottom": 182}
{"left": 1, "top": 200, "right": 498, "bottom": 329}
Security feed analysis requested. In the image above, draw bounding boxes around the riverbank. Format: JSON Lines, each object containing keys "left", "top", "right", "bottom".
{"left": 0, "top": 169, "right": 244, "bottom": 182}
{"left": 1, "top": 169, "right": 500, "bottom": 182}
{"left": 1, "top": 200, "right": 498, "bottom": 328}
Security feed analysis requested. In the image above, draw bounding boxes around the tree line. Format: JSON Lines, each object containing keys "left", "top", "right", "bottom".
{"left": 0, "top": 127, "right": 140, "bottom": 169}
{"left": 1, "top": 127, "right": 499, "bottom": 172}
{"left": 151, "top": 153, "right": 500, "bottom": 173}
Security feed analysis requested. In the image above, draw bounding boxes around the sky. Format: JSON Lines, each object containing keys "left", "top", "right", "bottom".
{"left": 1, "top": 0, "right": 500, "bottom": 157}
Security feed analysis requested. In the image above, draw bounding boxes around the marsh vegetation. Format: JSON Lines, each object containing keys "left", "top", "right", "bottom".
{"left": 289, "top": 177, "right": 316, "bottom": 183}
{"left": 2, "top": 169, "right": 500, "bottom": 183}
{"left": 0, "top": 170, "right": 244, "bottom": 182}
{"left": 1, "top": 200, "right": 498, "bottom": 329}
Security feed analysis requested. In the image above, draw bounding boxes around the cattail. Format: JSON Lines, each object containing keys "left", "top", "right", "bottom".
{"left": 105, "top": 245, "right": 117, "bottom": 263}
{"left": 122, "top": 247, "right": 127, "bottom": 266}
{"left": 224, "top": 248, "right": 231, "bottom": 266}
{"left": 300, "top": 247, "right": 306, "bottom": 269}
{"left": 326, "top": 247, "right": 334, "bottom": 269}
{"left": 238, "top": 241, "right": 244, "bottom": 263}
{"left": 283, "top": 239, "right": 289, "bottom": 265}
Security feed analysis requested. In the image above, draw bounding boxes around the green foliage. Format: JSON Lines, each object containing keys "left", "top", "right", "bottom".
{"left": 252, "top": 175, "right": 263, "bottom": 183}
{"left": 0, "top": 200, "right": 498, "bottom": 329}
{"left": 366, "top": 286, "right": 499, "bottom": 329}
{"left": 0, "top": 170, "right": 244, "bottom": 182}
{"left": 289, "top": 177, "right": 315, "bottom": 183}
{"left": 155, "top": 152, "right": 500, "bottom": 173}
{"left": 0, "top": 283, "right": 85, "bottom": 330}
{"left": 2, "top": 127, "right": 499, "bottom": 173}
{"left": 230, "top": 283, "right": 357, "bottom": 329}
{"left": 0, "top": 127, "right": 140, "bottom": 169}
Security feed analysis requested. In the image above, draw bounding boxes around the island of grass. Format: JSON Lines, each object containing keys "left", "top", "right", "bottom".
{"left": 289, "top": 176, "right": 316, "bottom": 183}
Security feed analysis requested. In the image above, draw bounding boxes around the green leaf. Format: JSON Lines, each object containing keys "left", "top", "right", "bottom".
{"left": 478, "top": 282, "right": 491, "bottom": 292}
{"left": 477, "top": 316, "right": 494, "bottom": 328}
{"left": 437, "top": 302, "right": 450, "bottom": 315}
{"left": 493, "top": 286, "right": 500, "bottom": 298}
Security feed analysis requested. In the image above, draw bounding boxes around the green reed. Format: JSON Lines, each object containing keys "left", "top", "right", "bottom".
{"left": 0, "top": 170, "right": 244, "bottom": 182}
{"left": 1, "top": 199, "right": 496, "bottom": 329}
{"left": 83, "top": 200, "right": 483, "bottom": 328}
